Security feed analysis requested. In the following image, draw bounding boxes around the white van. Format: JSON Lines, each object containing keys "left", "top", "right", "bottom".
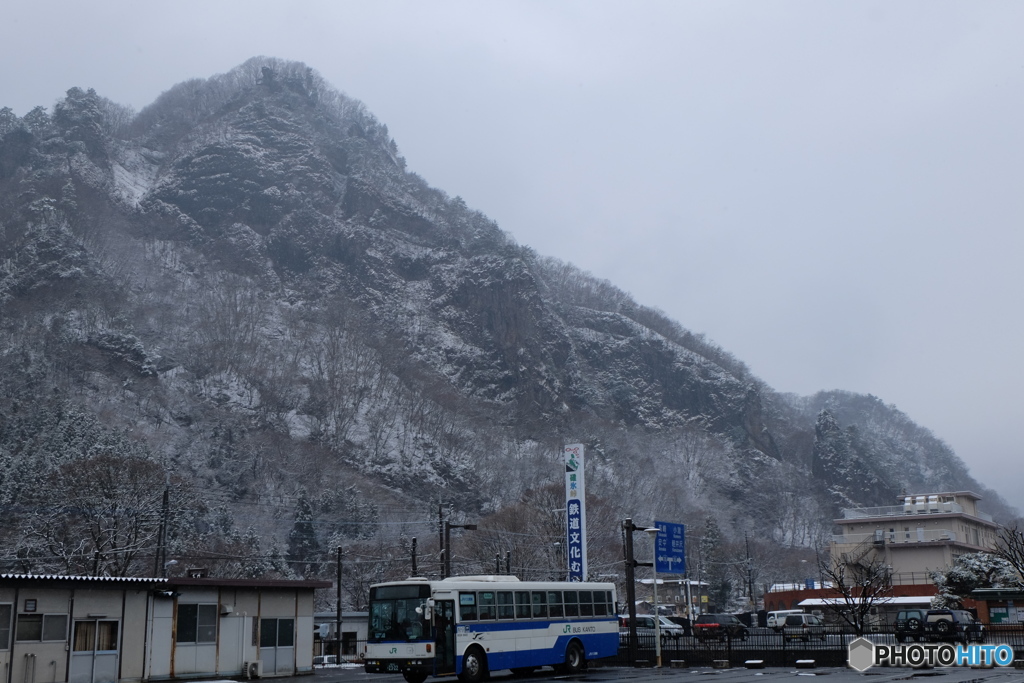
{"left": 767, "top": 610, "right": 804, "bottom": 631}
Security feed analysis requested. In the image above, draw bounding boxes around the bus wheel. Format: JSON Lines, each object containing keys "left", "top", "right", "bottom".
{"left": 403, "top": 673, "right": 428, "bottom": 683}
{"left": 562, "top": 641, "right": 585, "bottom": 674}
{"left": 459, "top": 646, "right": 487, "bottom": 683}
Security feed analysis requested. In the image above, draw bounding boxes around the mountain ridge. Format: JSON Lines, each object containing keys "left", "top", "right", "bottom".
{"left": 0, "top": 57, "right": 1012, "bottom": 583}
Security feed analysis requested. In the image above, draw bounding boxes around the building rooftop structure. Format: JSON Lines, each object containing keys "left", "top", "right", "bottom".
{"left": 830, "top": 490, "right": 1000, "bottom": 585}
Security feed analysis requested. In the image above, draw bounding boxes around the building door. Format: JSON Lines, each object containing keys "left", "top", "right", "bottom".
{"left": 433, "top": 600, "right": 455, "bottom": 675}
{"left": 259, "top": 618, "right": 295, "bottom": 675}
{"left": 69, "top": 620, "right": 119, "bottom": 683}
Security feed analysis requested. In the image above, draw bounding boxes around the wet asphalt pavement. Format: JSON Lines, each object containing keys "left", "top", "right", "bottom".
{"left": 306, "top": 661, "right": 1024, "bottom": 683}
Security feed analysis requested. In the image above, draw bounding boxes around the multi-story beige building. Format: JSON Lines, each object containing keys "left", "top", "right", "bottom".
{"left": 830, "top": 491, "right": 1001, "bottom": 584}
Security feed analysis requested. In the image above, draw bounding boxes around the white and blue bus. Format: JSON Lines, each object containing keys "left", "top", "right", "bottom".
{"left": 364, "top": 576, "right": 618, "bottom": 683}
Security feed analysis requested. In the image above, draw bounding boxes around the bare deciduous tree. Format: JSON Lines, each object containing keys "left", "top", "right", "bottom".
{"left": 994, "top": 523, "right": 1024, "bottom": 584}
{"left": 818, "top": 556, "right": 893, "bottom": 636}
{"left": 16, "top": 454, "right": 186, "bottom": 576}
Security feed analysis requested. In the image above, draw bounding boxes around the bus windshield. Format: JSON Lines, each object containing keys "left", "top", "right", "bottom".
{"left": 368, "top": 584, "right": 431, "bottom": 642}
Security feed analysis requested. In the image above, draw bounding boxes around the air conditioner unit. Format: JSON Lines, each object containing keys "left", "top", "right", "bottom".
{"left": 244, "top": 661, "right": 263, "bottom": 679}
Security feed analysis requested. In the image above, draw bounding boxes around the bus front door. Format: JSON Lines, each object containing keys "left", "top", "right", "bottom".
{"left": 434, "top": 600, "right": 456, "bottom": 675}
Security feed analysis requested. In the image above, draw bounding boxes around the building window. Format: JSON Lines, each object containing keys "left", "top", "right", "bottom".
{"left": 73, "top": 621, "right": 119, "bottom": 652}
{"left": 0, "top": 604, "right": 11, "bottom": 649}
{"left": 15, "top": 614, "right": 68, "bottom": 642}
{"left": 177, "top": 604, "right": 217, "bottom": 643}
{"left": 260, "top": 618, "right": 294, "bottom": 648}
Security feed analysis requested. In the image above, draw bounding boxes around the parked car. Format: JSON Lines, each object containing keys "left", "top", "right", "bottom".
{"left": 656, "top": 616, "right": 686, "bottom": 641}
{"left": 665, "top": 615, "right": 691, "bottom": 637}
{"left": 924, "top": 609, "right": 984, "bottom": 644}
{"left": 767, "top": 609, "right": 804, "bottom": 631}
{"left": 781, "top": 613, "right": 826, "bottom": 641}
{"left": 618, "top": 615, "right": 685, "bottom": 645}
{"left": 691, "top": 613, "right": 749, "bottom": 642}
{"left": 894, "top": 609, "right": 927, "bottom": 642}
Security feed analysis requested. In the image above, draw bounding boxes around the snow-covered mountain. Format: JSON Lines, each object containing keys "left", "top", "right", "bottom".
{"left": 0, "top": 58, "right": 1011, "bottom": 580}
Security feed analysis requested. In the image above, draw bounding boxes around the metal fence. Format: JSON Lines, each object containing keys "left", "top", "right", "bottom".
{"left": 609, "top": 624, "right": 1024, "bottom": 668}
{"left": 315, "top": 626, "right": 1024, "bottom": 670}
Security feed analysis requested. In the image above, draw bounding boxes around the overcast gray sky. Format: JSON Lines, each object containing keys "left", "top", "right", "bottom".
{"left": 3, "top": 1, "right": 1022, "bottom": 512}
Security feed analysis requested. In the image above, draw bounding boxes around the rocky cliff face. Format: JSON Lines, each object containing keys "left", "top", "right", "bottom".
{"left": 0, "top": 58, "right": 1010, "bottom": 579}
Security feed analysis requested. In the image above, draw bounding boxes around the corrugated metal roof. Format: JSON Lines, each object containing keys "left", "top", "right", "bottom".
{"left": 0, "top": 573, "right": 168, "bottom": 583}
{"left": 0, "top": 574, "right": 331, "bottom": 589}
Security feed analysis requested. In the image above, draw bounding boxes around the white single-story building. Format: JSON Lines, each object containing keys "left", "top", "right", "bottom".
{"left": 0, "top": 573, "right": 331, "bottom": 683}
{"left": 312, "top": 611, "right": 368, "bottom": 659}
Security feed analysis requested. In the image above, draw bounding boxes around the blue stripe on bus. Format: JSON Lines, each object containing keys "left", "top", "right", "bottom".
{"left": 454, "top": 632, "right": 619, "bottom": 673}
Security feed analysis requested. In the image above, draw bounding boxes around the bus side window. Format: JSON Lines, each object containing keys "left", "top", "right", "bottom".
{"left": 578, "top": 590, "right": 593, "bottom": 617}
{"left": 532, "top": 591, "right": 547, "bottom": 618}
{"left": 459, "top": 592, "right": 477, "bottom": 621}
{"left": 593, "top": 591, "right": 607, "bottom": 616}
{"left": 515, "top": 592, "right": 531, "bottom": 619}
{"left": 478, "top": 592, "right": 496, "bottom": 620}
{"left": 497, "top": 592, "right": 515, "bottom": 619}
{"left": 547, "top": 591, "right": 563, "bottom": 618}
{"left": 563, "top": 591, "right": 579, "bottom": 617}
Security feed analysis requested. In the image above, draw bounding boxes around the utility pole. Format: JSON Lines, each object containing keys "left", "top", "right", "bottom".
{"left": 411, "top": 537, "right": 417, "bottom": 575}
{"left": 745, "top": 532, "right": 754, "bottom": 608}
{"left": 336, "top": 546, "right": 343, "bottom": 658}
{"left": 622, "top": 519, "right": 653, "bottom": 666}
{"left": 155, "top": 484, "right": 170, "bottom": 577}
{"left": 438, "top": 503, "right": 445, "bottom": 578}
{"left": 623, "top": 519, "right": 638, "bottom": 665}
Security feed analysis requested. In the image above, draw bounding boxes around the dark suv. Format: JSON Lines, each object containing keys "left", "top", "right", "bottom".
{"left": 924, "top": 609, "right": 984, "bottom": 644}
{"left": 894, "top": 609, "right": 927, "bottom": 642}
{"left": 691, "top": 613, "right": 748, "bottom": 642}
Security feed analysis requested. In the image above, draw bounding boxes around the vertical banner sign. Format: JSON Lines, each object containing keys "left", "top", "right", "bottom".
{"left": 653, "top": 521, "right": 686, "bottom": 574}
{"left": 564, "top": 443, "right": 587, "bottom": 582}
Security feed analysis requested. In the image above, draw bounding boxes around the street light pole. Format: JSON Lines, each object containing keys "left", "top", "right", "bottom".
{"left": 647, "top": 528, "right": 663, "bottom": 667}
{"left": 444, "top": 521, "right": 478, "bottom": 578}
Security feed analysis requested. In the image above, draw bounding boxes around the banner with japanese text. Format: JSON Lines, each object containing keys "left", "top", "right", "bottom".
{"left": 564, "top": 443, "right": 587, "bottom": 581}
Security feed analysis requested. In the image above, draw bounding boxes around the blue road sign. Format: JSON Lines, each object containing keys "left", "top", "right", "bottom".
{"left": 653, "top": 521, "right": 685, "bottom": 574}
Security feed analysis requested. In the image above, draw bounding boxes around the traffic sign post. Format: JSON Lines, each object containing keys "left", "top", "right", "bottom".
{"left": 653, "top": 521, "right": 685, "bottom": 574}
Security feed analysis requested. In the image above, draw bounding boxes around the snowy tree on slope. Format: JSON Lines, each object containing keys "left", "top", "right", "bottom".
{"left": 287, "top": 493, "right": 321, "bottom": 577}
{"left": 812, "top": 409, "right": 894, "bottom": 509}
{"left": 931, "top": 553, "right": 1019, "bottom": 609}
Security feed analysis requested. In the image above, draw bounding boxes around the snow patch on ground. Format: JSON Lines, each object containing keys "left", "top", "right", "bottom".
{"left": 111, "top": 145, "right": 161, "bottom": 207}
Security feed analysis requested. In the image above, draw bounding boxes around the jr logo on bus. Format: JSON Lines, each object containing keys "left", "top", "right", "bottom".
{"left": 389, "top": 648, "right": 397, "bottom": 654}
{"left": 562, "top": 625, "right": 597, "bottom": 634}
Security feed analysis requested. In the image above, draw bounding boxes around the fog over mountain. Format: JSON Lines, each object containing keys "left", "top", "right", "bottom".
{"left": 0, "top": 58, "right": 1013, "bottom": 589}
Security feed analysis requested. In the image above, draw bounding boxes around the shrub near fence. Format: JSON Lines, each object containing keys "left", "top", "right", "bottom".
{"left": 611, "top": 624, "right": 1024, "bottom": 669}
